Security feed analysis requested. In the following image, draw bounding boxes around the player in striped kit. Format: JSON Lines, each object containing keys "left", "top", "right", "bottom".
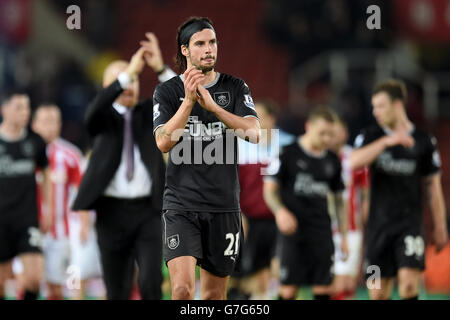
{"left": 329, "top": 116, "right": 369, "bottom": 300}
{"left": 31, "top": 103, "right": 94, "bottom": 299}
{"left": 67, "top": 152, "right": 104, "bottom": 300}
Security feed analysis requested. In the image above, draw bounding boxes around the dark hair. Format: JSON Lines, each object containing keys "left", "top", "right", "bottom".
{"left": 1, "top": 88, "right": 29, "bottom": 107}
{"left": 175, "top": 16, "right": 215, "bottom": 73}
{"left": 372, "top": 79, "right": 407, "bottom": 103}
{"left": 307, "top": 106, "right": 337, "bottom": 123}
{"left": 254, "top": 99, "right": 278, "bottom": 117}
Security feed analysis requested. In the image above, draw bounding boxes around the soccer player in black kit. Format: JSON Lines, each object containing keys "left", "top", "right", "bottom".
{"left": 264, "top": 107, "right": 349, "bottom": 300}
{"left": 152, "top": 17, "right": 260, "bottom": 300}
{"left": 0, "top": 92, "right": 52, "bottom": 300}
{"left": 350, "top": 79, "right": 448, "bottom": 300}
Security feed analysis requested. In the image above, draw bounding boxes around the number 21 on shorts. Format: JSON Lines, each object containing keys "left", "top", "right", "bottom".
{"left": 224, "top": 232, "right": 240, "bottom": 257}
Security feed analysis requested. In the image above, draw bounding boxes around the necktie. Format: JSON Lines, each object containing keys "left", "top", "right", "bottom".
{"left": 124, "top": 108, "right": 134, "bottom": 181}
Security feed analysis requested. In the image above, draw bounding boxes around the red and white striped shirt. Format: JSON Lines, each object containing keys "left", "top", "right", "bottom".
{"left": 37, "top": 138, "right": 83, "bottom": 239}
{"left": 333, "top": 145, "right": 369, "bottom": 233}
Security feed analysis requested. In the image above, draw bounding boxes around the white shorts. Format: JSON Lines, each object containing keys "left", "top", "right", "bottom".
{"left": 69, "top": 214, "right": 102, "bottom": 280}
{"left": 333, "top": 230, "right": 363, "bottom": 277}
{"left": 42, "top": 234, "right": 71, "bottom": 285}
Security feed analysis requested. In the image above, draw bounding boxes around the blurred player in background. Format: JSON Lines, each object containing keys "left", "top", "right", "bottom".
{"left": 32, "top": 104, "right": 84, "bottom": 299}
{"left": 153, "top": 17, "right": 260, "bottom": 300}
{"left": 68, "top": 153, "right": 104, "bottom": 300}
{"left": 31, "top": 104, "right": 102, "bottom": 300}
{"left": 351, "top": 79, "right": 448, "bottom": 300}
{"left": 328, "top": 115, "right": 369, "bottom": 300}
{"left": 229, "top": 100, "right": 294, "bottom": 300}
{"left": 0, "top": 92, "right": 51, "bottom": 300}
{"left": 264, "top": 107, "right": 348, "bottom": 300}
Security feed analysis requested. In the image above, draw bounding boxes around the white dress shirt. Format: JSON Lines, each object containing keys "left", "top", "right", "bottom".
{"left": 103, "top": 70, "right": 176, "bottom": 198}
{"left": 103, "top": 72, "right": 153, "bottom": 198}
{"left": 103, "top": 102, "right": 152, "bottom": 198}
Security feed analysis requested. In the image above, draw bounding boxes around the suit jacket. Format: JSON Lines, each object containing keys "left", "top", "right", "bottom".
{"left": 72, "top": 79, "right": 165, "bottom": 212}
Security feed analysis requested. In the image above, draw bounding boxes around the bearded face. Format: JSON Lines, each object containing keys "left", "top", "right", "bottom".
{"left": 183, "top": 28, "right": 218, "bottom": 74}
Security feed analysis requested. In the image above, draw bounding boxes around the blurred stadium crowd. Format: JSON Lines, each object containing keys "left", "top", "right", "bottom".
{"left": 0, "top": 0, "right": 449, "bottom": 299}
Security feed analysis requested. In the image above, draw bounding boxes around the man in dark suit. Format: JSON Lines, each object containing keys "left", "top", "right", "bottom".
{"left": 72, "top": 33, "right": 175, "bottom": 299}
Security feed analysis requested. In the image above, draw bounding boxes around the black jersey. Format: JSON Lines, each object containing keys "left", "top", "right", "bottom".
{"left": 0, "top": 129, "right": 48, "bottom": 217}
{"left": 354, "top": 124, "right": 440, "bottom": 228}
{"left": 266, "top": 140, "right": 345, "bottom": 234}
{"left": 153, "top": 72, "right": 259, "bottom": 212}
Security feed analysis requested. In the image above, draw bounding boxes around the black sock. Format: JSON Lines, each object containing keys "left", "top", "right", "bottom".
{"left": 278, "top": 294, "right": 295, "bottom": 300}
{"left": 403, "top": 296, "right": 418, "bottom": 300}
{"left": 314, "top": 294, "right": 330, "bottom": 300}
{"left": 23, "top": 290, "right": 38, "bottom": 300}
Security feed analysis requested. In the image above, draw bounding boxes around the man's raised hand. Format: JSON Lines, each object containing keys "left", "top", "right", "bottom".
{"left": 125, "top": 47, "right": 146, "bottom": 80}
{"left": 140, "top": 32, "right": 165, "bottom": 73}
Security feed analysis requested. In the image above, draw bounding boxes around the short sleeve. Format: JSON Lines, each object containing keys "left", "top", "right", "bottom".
{"left": 233, "top": 80, "right": 259, "bottom": 120}
{"left": 263, "top": 147, "right": 287, "bottom": 185}
{"left": 420, "top": 134, "right": 441, "bottom": 176}
{"left": 330, "top": 157, "right": 345, "bottom": 192}
{"left": 68, "top": 152, "right": 83, "bottom": 187}
{"left": 153, "top": 84, "right": 176, "bottom": 135}
{"left": 353, "top": 128, "right": 376, "bottom": 149}
{"left": 34, "top": 135, "right": 48, "bottom": 169}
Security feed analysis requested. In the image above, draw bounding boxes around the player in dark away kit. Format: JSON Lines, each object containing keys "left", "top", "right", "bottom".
{"left": 351, "top": 79, "right": 448, "bottom": 300}
{"left": 153, "top": 17, "right": 260, "bottom": 300}
{"left": 0, "top": 92, "right": 52, "bottom": 300}
{"left": 264, "top": 107, "right": 349, "bottom": 300}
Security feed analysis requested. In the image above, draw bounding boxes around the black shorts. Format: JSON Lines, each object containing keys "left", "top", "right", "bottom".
{"left": 162, "top": 210, "right": 242, "bottom": 277}
{"left": 235, "top": 218, "right": 277, "bottom": 277}
{"left": 0, "top": 213, "right": 42, "bottom": 262}
{"left": 364, "top": 223, "right": 425, "bottom": 279}
{"left": 277, "top": 231, "right": 334, "bottom": 286}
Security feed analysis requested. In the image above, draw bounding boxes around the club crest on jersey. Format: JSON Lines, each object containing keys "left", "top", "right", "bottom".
{"left": 324, "top": 162, "right": 335, "bottom": 178}
{"left": 213, "top": 92, "right": 230, "bottom": 108}
{"left": 296, "top": 159, "right": 307, "bottom": 169}
{"left": 167, "top": 234, "right": 180, "bottom": 250}
{"left": 153, "top": 103, "right": 160, "bottom": 121}
{"left": 21, "top": 142, "right": 34, "bottom": 157}
{"left": 244, "top": 94, "right": 255, "bottom": 110}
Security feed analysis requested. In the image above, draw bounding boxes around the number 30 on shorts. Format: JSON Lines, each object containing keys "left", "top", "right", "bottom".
{"left": 224, "top": 232, "right": 240, "bottom": 256}
{"left": 404, "top": 235, "right": 424, "bottom": 257}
